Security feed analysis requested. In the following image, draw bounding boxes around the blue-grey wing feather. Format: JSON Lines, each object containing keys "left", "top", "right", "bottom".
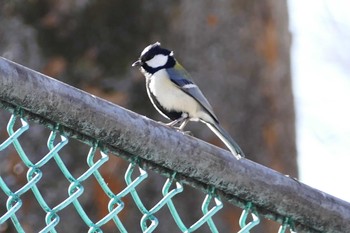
{"left": 166, "top": 67, "right": 193, "bottom": 86}
{"left": 166, "top": 67, "right": 219, "bottom": 122}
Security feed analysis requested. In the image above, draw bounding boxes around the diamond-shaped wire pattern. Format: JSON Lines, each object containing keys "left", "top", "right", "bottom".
{"left": 0, "top": 108, "right": 298, "bottom": 233}
{"left": 0, "top": 114, "right": 262, "bottom": 232}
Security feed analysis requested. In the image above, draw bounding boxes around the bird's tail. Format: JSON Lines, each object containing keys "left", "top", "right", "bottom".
{"left": 206, "top": 122, "right": 245, "bottom": 159}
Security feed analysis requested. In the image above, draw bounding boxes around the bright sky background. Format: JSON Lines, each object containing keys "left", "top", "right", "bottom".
{"left": 288, "top": 0, "right": 350, "bottom": 202}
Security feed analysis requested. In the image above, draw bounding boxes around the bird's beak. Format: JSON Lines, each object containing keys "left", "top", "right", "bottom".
{"left": 132, "top": 59, "right": 142, "bottom": 67}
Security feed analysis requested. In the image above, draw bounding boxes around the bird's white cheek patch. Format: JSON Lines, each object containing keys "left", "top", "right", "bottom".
{"left": 146, "top": 54, "right": 168, "bottom": 68}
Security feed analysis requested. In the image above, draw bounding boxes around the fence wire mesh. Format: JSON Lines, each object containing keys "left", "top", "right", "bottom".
{"left": 1, "top": 57, "right": 350, "bottom": 233}
{"left": 0, "top": 108, "right": 290, "bottom": 233}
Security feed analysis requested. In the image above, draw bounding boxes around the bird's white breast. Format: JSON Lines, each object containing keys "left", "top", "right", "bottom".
{"left": 148, "top": 69, "right": 211, "bottom": 122}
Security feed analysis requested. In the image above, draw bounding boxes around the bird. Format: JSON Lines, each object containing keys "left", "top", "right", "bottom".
{"left": 132, "top": 42, "right": 245, "bottom": 159}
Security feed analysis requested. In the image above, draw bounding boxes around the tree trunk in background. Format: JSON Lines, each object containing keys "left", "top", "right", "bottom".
{"left": 161, "top": 1, "right": 297, "bottom": 232}
{"left": 166, "top": 0, "right": 296, "bottom": 175}
{"left": 0, "top": 1, "right": 296, "bottom": 232}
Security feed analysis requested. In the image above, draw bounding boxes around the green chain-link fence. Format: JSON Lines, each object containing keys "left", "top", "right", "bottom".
{"left": 0, "top": 57, "right": 350, "bottom": 233}
{"left": 0, "top": 109, "right": 264, "bottom": 233}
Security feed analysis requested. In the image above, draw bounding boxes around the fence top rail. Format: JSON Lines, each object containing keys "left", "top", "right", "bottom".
{"left": 0, "top": 57, "right": 349, "bottom": 233}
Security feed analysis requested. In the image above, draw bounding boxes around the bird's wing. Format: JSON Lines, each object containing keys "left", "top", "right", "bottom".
{"left": 166, "top": 64, "right": 219, "bottom": 122}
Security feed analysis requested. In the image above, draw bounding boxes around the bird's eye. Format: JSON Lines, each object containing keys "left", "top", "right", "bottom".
{"left": 143, "top": 53, "right": 155, "bottom": 62}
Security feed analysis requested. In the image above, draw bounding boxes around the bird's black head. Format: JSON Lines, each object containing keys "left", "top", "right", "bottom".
{"left": 132, "top": 42, "right": 176, "bottom": 74}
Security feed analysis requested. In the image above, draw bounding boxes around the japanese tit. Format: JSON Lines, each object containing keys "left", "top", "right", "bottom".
{"left": 132, "top": 42, "right": 244, "bottom": 159}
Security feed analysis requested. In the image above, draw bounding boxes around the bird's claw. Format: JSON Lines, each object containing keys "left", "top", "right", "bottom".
{"left": 157, "top": 121, "right": 192, "bottom": 135}
{"left": 177, "top": 129, "right": 193, "bottom": 136}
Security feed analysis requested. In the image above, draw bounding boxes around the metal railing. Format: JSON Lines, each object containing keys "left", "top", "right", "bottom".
{"left": 0, "top": 57, "right": 349, "bottom": 232}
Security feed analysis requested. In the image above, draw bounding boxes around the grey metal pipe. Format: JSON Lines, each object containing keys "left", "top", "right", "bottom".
{"left": 0, "top": 57, "right": 349, "bottom": 232}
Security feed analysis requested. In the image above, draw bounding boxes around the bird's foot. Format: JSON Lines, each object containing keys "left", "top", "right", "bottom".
{"left": 168, "top": 124, "right": 193, "bottom": 136}
{"left": 158, "top": 120, "right": 192, "bottom": 135}
{"left": 176, "top": 129, "right": 193, "bottom": 136}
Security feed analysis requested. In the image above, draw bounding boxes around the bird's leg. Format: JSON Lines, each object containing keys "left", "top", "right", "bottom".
{"left": 165, "top": 114, "right": 192, "bottom": 135}
{"left": 166, "top": 113, "right": 188, "bottom": 127}
{"left": 178, "top": 118, "right": 192, "bottom": 135}
{"left": 179, "top": 118, "right": 190, "bottom": 130}
{"left": 166, "top": 118, "right": 185, "bottom": 127}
